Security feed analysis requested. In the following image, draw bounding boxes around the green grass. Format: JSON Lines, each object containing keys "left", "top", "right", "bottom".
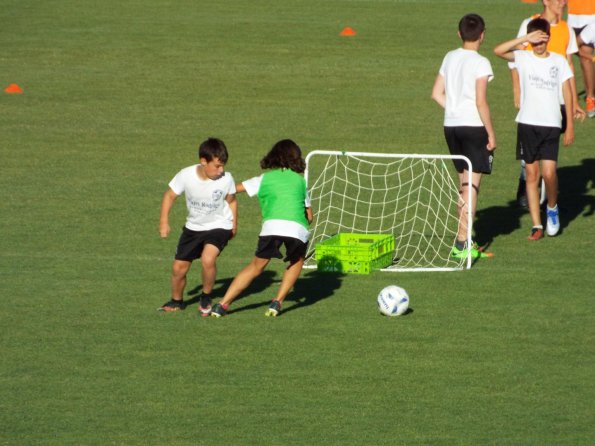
{"left": 1, "top": 0, "right": 594, "bottom": 445}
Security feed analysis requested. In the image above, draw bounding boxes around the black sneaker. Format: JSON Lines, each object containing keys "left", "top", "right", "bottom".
{"left": 210, "top": 303, "right": 227, "bottom": 318}
{"left": 199, "top": 294, "right": 212, "bottom": 317}
{"left": 265, "top": 300, "right": 282, "bottom": 317}
{"left": 158, "top": 299, "right": 186, "bottom": 312}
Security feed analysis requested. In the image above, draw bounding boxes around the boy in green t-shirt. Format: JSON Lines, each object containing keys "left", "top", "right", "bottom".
{"left": 211, "top": 139, "right": 313, "bottom": 318}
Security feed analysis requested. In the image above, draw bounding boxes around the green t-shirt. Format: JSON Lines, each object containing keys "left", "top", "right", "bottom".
{"left": 257, "top": 169, "right": 309, "bottom": 229}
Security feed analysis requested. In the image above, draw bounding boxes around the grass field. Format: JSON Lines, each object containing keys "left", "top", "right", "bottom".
{"left": 1, "top": 1, "right": 594, "bottom": 445}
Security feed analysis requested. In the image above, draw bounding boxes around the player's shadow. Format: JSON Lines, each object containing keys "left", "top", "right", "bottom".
{"left": 282, "top": 271, "right": 343, "bottom": 314}
{"left": 473, "top": 200, "right": 525, "bottom": 248}
{"left": 473, "top": 158, "right": 594, "bottom": 245}
{"left": 216, "top": 270, "right": 343, "bottom": 315}
{"left": 556, "top": 158, "right": 594, "bottom": 233}
{"left": 184, "top": 271, "right": 277, "bottom": 307}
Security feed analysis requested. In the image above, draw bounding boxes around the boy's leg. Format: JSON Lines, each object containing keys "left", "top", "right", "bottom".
{"left": 171, "top": 260, "right": 192, "bottom": 300}
{"left": 265, "top": 258, "right": 305, "bottom": 317}
{"left": 525, "top": 161, "right": 543, "bottom": 239}
{"left": 200, "top": 244, "right": 221, "bottom": 295}
{"left": 274, "top": 258, "right": 305, "bottom": 304}
{"left": 541, "top": 160, "right": 558, "bottom": 208}
{"left": 456, "top": 170, "right": 482, "bottom": 243}
{"left": 541, "top": 160, "right": 560, "bottom": 236}
{"left": 159, "top": 260, "right": 192, "bottom": 311}
{"left": 219, "top": 257, "right": 270, "bottom": 307}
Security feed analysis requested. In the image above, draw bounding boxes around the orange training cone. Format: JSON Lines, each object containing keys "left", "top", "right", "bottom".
{"left": 340, "top": 27, "right": 356, "bottom": 37}
{"left": 5, "top": 83, "right": 23, "bottom": 94}
{"left": 521, "top": 0, "right": 539, "bottom": 3}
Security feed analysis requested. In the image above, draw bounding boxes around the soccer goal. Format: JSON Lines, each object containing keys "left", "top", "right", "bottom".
{"left": 304, "top": 150, "right": 474, "bottom": 272}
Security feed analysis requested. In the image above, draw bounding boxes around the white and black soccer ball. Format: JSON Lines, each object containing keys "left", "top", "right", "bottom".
{"left": 377, "top": 285, "right": 409, "bottom": 316}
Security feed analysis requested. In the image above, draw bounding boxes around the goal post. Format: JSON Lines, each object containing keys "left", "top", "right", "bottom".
{"left": 304, "top": 150, "right": 474, "bottom": 272}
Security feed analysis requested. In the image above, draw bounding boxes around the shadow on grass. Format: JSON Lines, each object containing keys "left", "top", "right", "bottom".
{"left": 473, "top": 158, "right": 594, "bottom": 245}
{"left": 187, "top": 269, "right": 344, "bottom": 315}
{"left": 557, "top": 158, "right": 594, "bottom": 233}
{"left": 185, "top": 271, "right": 278, "bottom": 310}
{"left": 282, "top": 270, "right": 343, "bottom": 315}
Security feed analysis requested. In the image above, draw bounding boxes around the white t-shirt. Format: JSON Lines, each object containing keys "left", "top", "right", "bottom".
{"left": 568, "top": 14, "right": 595, "bottom": 28}
{"left": 168, "top": 165, "right": 236, "bottom": 231}
{"left": 439, "top": 48, "right": 494, "bottom": 127}
{"left": 242, "top": 175, "right": 311, "bottom": 243}
{"left": 580, "top": 23, "right": 595, "bottom": 44}
{"left": 514, "top": 51, "right": 574, "bottom": 128}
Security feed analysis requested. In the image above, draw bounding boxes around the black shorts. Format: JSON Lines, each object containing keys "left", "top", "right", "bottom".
{"left": 175, "top": 227, "right": 232, "bottom": 261}
{"left": 255, "top": 236, "right": 308, "bottom": 265}
{"left": 444, "top": 126, "right": 494, "bottom": 174}
{"left": 516, "top": 123, "right": 560, "bottom": 163}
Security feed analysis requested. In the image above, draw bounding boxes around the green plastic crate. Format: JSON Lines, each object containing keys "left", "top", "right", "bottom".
{"left": 315, "top": 233, "right": 395, "bottom": 274}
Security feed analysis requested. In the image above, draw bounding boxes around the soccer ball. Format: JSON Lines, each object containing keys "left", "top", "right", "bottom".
{"left": 377, "top": 285, "right": 409, "bottom": 316}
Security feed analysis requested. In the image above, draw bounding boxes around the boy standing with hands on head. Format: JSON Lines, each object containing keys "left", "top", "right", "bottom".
{"left": 431, "top": 13, "right": 496, "bottom": 259}
{"left": 494, "top": 18, "right": 574, "bottom": 240}
{"left": 158, "top": 137, "right": 237, "bottom": 314}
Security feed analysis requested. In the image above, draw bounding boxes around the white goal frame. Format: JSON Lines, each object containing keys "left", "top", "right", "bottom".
{"left": 304, "top": 150, "right": 473, "bottom": 272}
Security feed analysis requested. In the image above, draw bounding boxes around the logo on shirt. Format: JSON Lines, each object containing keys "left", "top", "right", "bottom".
{"left": 212, "top": 189, "right": 224, "bottom": 202}
{"left": 549, "top": 66, "right": 559, "bottom": 79}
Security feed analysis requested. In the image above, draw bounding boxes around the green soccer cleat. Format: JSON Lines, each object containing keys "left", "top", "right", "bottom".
{"left": 451, "top": 245, "right": 493, "bottom": 259}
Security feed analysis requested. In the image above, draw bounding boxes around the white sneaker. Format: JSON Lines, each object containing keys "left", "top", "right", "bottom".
{"left": 546, "top": 205, "right": 560, "bottom": 237}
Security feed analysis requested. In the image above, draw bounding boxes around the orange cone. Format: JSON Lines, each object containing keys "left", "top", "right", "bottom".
{"left": 521, "top": 0, "right": 539, "bottom": 3}
{"left": 340, "top": 27, "right": 356, "bottom": 37}
{"left": 5, "top": 83, "right": 23, "bottom": 94}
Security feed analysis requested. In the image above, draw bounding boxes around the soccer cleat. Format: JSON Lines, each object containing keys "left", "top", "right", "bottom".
{"left": 545, "top": 206, "right": 560, "bottom": 237}
{"left": 586, "top": 97, "right": 595, "bottom": 119}
{"left": 198, "top": 294, "right": 212, "bottom": 317}
{"left": 451, "top": 245, "right": 492, "bottom": 259}
{"left": 527, "top": 227, "right": 544, "bottom": 241}
{"left": 210, "top": 303, "right": 227, "bottom": 318}
{"left": 158, "top": 299, "right": 186, "bottom": 312}
{"left": 265, "top": 300, "right": 282, "bottom": 317}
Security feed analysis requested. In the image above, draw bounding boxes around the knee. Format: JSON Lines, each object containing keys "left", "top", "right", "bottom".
{"left": 172, "top": 261, "right": 190, "bottom": 278}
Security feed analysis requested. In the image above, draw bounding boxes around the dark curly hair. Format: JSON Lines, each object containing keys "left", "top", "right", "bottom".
{"left": 260, "top": 139, "right": 306, "bottom": 173}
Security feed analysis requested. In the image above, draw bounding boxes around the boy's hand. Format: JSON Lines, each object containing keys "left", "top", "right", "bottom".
{"left": 563, "top": 127, "right": 574, "bottom": 146}
{"left": 487, "top": 135, "right": 497, "bottom": 151}
{"left": 527, "top": 30, "right": 549, "bottom": 46}
{"left": 159, "top": 222, "right": 170, "bottom": 238}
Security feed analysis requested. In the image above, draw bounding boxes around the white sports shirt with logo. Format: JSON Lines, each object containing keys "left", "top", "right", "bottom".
{"left": 439, "top": 48, "right": 494, "bottom": 127}
{"left": 168, "top": 165, "right": 236, "bottom": 231}
{"left": 514, "top": 51, "right": 574, "bottom": 128}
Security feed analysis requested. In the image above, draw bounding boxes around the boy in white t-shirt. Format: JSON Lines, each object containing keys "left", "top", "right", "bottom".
{"left": 431, "top": 13, "right": 496, "bottom": 259}
{"left": 494, "top": 18, "right": 574, "bottom": 241}
{"left": 158, "top": 137, "right": 237, "bottom": 314}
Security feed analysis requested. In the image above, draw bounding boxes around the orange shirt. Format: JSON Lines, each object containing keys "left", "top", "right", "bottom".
{"left": 525, "top": 14, "right": 574, "bottom": 56}
{"left": 568, "top": 0, "right": 595, "bottom": 15}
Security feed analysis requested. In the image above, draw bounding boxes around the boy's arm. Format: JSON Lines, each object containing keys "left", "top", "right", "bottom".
{"left": 562, "top": 79, "right": 574, "bottom": 146}
{"left": 475, "top": 76, "right": 496, "bottom": 151}
{"left": 565, "top": 54, "right": 586, "bottom": 120}
{"left": 494, "top": 30, "right": 549, "bottom": 61}
{"left": 235, "top": 182, "right": 246, "bottom": 193}
{"left": 226, "top": 193, "right": 238, "bottom": 238}
{"left": 431, "top": 74, "right": 446, "bottom": 109}
{"left": 159, "top": 188, "right": 178, "bottom": 238}
{"left": 305, "top": 207, "right": 314, "bottom": 224}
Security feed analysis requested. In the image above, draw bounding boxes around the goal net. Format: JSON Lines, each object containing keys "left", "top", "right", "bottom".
{"left": 304, "top": 150, "right": 473, "bottom": 272}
